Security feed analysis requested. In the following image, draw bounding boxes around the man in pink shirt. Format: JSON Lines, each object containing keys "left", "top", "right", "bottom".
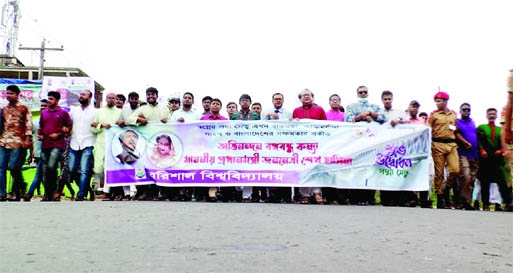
{"left": 39, "top": 91, "right": 73, "bottom": 201}
{"left": 200, "top": 98, "right": 227, "bottom": 120}
{"left": 325, "top": 94, "right": 344, "bottom": 122}
{"left": 324, "top": 93, "right": 346, "bottom": 204}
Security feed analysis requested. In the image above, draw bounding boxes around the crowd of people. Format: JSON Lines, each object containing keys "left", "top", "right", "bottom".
{"left": 1, "top": 74, "right": 512, "bottom": 211}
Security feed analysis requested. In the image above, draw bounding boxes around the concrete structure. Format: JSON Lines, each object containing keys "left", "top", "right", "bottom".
{"left": 0, "top": 55, "right": 104, "bottom": 107}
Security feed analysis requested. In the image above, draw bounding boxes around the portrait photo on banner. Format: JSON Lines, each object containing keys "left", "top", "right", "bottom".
{"left": 111, "top": 129, "right": 147, "bottom": 165}
{"left": 147, "top": 132, "right": 183, "bottom": 169}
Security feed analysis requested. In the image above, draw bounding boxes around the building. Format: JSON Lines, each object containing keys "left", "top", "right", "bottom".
{"left": 0, "top": 55, "right": 104, "bottom": 107}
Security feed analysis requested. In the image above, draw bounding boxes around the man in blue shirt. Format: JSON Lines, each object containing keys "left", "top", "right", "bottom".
{"left": 454, "top": 103, "right": 478, "bottom": 210}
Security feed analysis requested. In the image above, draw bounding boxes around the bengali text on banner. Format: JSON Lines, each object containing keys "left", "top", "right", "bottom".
{"left": 105, "top": 120, "right": 431, "bottom": 190}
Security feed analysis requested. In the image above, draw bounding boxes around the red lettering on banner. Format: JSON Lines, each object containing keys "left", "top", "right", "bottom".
{"left": 324, "top": 155, "right": 353, "bottom": 165}
{"left": 296, "top": 142, "right": 319, "bottom": 154}
{"left": 217, "top": 153, "right": 260, "bottom": 165}
{"left": 218, "top": 140, "right": 263, "bottom": 151}
{"left": 184, "top": 153, "right": 216, "bottom": 165}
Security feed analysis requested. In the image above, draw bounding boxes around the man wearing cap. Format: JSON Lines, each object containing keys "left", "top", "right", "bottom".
{"left": 408, "top": 100, "right": 424, "bottom": 124}
{"left": 169, "top": 97, "right": 181, "bottom": 113}
{"left": 428, "top": 91, "right": 460, "bottom": 209}
{"left": 454, "top": 103, "right": 478, "bottom": 210}
{"left": 407, "top": 99, "right": 432, "bottom": 207}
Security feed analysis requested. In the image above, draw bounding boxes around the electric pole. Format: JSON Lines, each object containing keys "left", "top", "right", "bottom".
{"left": 19, "top": 39, "right": 63, "bottom": 79}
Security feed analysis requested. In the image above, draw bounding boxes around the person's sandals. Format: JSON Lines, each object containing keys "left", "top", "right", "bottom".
{"left": 207, "top": 187, "right": 218, "bottom": 202}
{"left": 300, "top": 196, "right": 310, "bottom": 204}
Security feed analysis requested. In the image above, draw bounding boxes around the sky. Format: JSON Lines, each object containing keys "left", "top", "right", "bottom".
{"left": 9, "top": 0, "right": 513, "bottom": 124}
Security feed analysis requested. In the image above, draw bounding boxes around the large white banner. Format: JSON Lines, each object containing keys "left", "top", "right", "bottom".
{"left": 42, "top": 76, "right": 95, "bottom": 106}
{"left": 105, "top": 120, "right": 431, "bottom": 190}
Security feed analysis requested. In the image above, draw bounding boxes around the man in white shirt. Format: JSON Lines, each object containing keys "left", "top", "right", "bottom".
{"left": 261, "top": 92, "right": 293, "bottom": 203}
{"left": 120, "top": 92, "right": 140, "bottom": 123}
{"left": 170, "top": 92, "right": 203, "bottom": 200}
{"left": 68, "top": 90, "right": 97, "bottom": 201}
{"left": 381, "top": 90, "right": 409, "bottom": 127}
{"left": 261, "top": 92, "right": 292, "bottom": 121}
{"left": 170, "top": 92, "right": 201, "bottom": 122}
{"left": 380, "top": 90, "right": 411, "bottom": 207}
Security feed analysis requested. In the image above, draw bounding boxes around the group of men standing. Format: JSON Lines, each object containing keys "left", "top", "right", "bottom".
{"left": 0, "top": 75, "right": 512, "bottom": 211}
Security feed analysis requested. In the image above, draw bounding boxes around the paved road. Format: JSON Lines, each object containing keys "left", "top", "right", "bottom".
{"left": 1, "top": 202, "right": 512, "bottom": 273}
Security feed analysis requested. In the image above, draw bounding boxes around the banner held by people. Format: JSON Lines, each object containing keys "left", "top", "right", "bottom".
{"left": 105, "top": 120, "right": 431, "bottom": 190}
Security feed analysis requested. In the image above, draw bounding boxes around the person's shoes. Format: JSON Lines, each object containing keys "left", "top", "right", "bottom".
{"left": 23, "top": 194, "right": 32, "bottom": 202}
{"left": 300, "top": 196, "right": 311, "bottom": 204}
{"left": 494, "top": 204, "right": 503, "bottom": 211}
{"left": 207, "top": 188, "right": 217, "bottom": 202}
{"left": 7, "top": 195, "right": 20, "bottom": 202}
{"left": 102, "top": 193, "right": 112, "bottom": 201}
{"left": 463, "top": 203, "right": 475, "bottom": 211}
{"left": 483, "top": 206, "right": 490, "bottom": 211}
{"left": 0, "top": 196, "right": 6, "bottom": 202}
{"left": 51, "top": 192, "right": 61, "bottom": 201}
{"left": 504, "top": 204, "right": 513, "bottom": 212}
{"left": 420, "top": 201, "right": 433, "bottom": 208}
{"left": 266, "top": 192, "right": 278, "bottom": 203}
{"left": 6, "top": 193, "right": 20, "bottom": 202}
{"left": 473, "top": 200, "right": 480, "bottom": 210}
{"left": 436, "top": 199, "right": 444, "bottom": 209}
{"left": 40, "top": 197, "right": 52, "bottom": 202}
{"left": 137, "top": 193, "right": 149, "bottom": 201}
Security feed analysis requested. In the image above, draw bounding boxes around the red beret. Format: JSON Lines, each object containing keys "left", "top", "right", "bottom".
{"left": 434, "top": 91, "right": 449, "bottom": 100}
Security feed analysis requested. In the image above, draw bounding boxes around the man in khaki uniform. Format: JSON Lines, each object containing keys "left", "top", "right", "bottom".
{"left": 428, "top": 91, "right": 460, "bottom": 209}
